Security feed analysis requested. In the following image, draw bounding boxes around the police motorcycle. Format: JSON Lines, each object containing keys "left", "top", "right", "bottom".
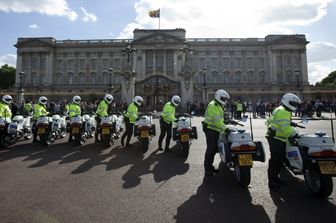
{"left": 218, "top": 117, "right": 265, "bottom": 188}
{"left": 35, "top": 115, "right": 54, "bottom": 146}
{"left": 12, "top": 113, "right": 32, "bottom": 140}
{"left": 0, "top": 116, "right": 18, "bottom": 148}
{"left": 68, "top": 114, "right": 96, "bottom": 145}
{"left": 98, "top": 113, "right": 123, "bottom": 147}
{"left": 133, "top": 113, "right": 155, "bottom": 152}
{"left": 51, "top": 113, "right": 67, "bottom": 139}
{"left": 172, "top": 114, "right": 198, "bottom": 157}
{"left": 286, "top": 117, "right": 336, "bottom": 198}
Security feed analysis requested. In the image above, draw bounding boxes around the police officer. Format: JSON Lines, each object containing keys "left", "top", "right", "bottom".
{"left": 158, "top": 95, "right": 181, "bottom": 152}
{"left": 121, "top": 96, "right": 143, "bottom": 147}
{"left": 266, "top": 93, "right": 301, "bottom": 191}
{"left": 32, "top": 96, "right": 49, "bottom": 143}
{"left": 0, "top": 95, "right": 13, "bottom": 121}
{"left": 68, "top": 95, "right": 82, "bottom": 142}
{"left": 203, "top": 89, "right": 230, "bottom": 178}
{"left": 235, "top": 100, "right": 243, "bottom": 119}
{"left": 95, "top": 94, "right": 113, "bottom": 143}
{"left": 23, "top": 100, "right": 33, "bottom": 116}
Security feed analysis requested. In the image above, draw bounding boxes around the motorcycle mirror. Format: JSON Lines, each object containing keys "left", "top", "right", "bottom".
{"left": 241, "top": 115, "right": 248, "bottom": 122}
{"left": 301, "top": 115, "right": 308, "bottom": 124}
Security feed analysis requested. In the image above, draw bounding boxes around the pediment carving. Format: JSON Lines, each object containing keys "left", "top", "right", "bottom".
{"left": 132, "top": 33, "right": 184, "bottom": 45}
{"left": 15, "top": 38, "right": 55, "bottom": 48}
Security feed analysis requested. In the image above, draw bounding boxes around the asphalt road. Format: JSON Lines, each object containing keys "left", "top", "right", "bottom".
{"left": 1, "top": 115, "right": 336, "bottom": 223}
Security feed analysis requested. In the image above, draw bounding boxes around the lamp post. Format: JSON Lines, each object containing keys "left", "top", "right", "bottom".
{"left": 179, "top": 41, "right": 193, "bottom": 63}
{"left": 18, "top": 71, "right": 25, "bottom": 104}
{"left": 295, "top": 69, "right": 302, "bottom": 99}
{"left": 202, "top": 67, "right": 207, "bottom": 102}
{"left": 108, "top": 67, "right": 113, "bottom": 94}
{"left": 121, "top": 42, "right": 136, "bottom": 63}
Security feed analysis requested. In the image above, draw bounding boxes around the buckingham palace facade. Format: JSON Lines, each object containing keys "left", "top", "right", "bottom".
{"left": 15, "top": 28, "right": 309, "bottom": 110}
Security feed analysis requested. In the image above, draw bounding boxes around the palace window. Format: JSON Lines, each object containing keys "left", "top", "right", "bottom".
{"left": 156, "top": 50, "right": 163, "bottom": 74}
{"left": 146, "top": 50, "right": 153, "bottom": 74}
{"left": 166, "top": 50, "right": 174, "bottom": 76}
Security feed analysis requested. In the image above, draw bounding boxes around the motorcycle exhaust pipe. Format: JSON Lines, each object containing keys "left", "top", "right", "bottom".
{"left": 227, "top": 162, "right": 234, "bottom": 168}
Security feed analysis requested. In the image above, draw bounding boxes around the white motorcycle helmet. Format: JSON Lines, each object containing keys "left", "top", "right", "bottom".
{"left": 39, "top": 96, "right": 48, "bottom": 105}
{"left": 73, "top": 95, "right": 81, "bottom": 105}
{"left": 104, "top": 94, "right": 113, "bottom": 104}
{"left": 171, "top": 95, "right": 181, "bottom": 106}
{"left": 134, "top": 96, "right": 143, "bottom": 106}
{"left": 2, "top": 95, "right": 13, "bottom": 104}
{"left": 281, "top": 93, "right": 301, "bottom": 111}
{"left": 215, "top": 89, "right": 230, "bottom": 106}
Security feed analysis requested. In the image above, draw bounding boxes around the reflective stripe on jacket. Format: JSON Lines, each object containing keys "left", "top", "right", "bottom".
{"left": 33, "top": 103, "right": 49, "bottom": 119}
{"left": 96, "top": 100, "right": 108, "bottom": 118}
{"left": 204, "top": 100, "right": 226, "bottom": 132}
{"left": 69, "top": 103, "right": 81, "bottom": 118}
{"left": 124, "top": 102, "right": 138, "bottom": 123}
{"left": 0, "top": 102, "right": 12, "bottom": 120}
{"left": 161, "top": 102, "right": 175, "bottom": 124}
{"left": 266, "top": 105, "right": 295, "bottom": 142}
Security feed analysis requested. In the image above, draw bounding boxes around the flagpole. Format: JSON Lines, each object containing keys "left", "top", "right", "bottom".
{"left": 159, "top": 9, "right": 161, "bottom": 30}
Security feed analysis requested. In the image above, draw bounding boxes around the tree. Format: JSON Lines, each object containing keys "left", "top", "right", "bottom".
{"left": 316, "top": 70, "right": 336, "bottom": 87}
{"left": 0, "top": 64, "right": 16, "bottom": 89}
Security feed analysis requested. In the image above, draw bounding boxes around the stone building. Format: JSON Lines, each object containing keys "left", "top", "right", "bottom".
{"left": 15, "top": 28, "right": 309, "bottom": 110}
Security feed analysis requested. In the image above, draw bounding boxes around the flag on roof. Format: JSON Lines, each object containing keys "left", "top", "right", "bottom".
{"left": 149, "top": 9, "right": 160, "bottom": 18}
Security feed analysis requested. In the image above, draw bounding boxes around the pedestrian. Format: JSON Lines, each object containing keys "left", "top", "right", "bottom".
{"left": 158, "top": 95, "right": 181, "bottom": 152}
{"left": 121, "top": 96, "right": 143, "bottom": 147}
{"left": 265, "top": 93, "right": 301, "bottom": 191}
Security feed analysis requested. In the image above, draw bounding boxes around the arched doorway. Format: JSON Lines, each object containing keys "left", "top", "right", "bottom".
{"left": 135, "top": 75, "right": 180, "bottom": 111}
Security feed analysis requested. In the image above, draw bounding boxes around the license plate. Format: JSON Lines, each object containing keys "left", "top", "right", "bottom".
{"left": 102, "top": 127, "right": 110, "bottom": 135}
{"left": 318, "top": 161, "right": 336, "bottom": 174}
{"left": 72, "top": 127, "right": 79, "bottom": 134}
{"left": 238, "top": 154, "right": 253, "bottom": 166}
{"left": 37, "top": 127, "right": 45, "bottom": 134}
{"left": 140, "top": 130, "right": 149, "bottom": 138}
{"left": 180, "top": 134, "right": 190, "bottom": 142}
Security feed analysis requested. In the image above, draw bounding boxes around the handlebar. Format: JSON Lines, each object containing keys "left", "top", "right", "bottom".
{"left": 175, "top": 113, "right": 191, "bottom": 118}
{"left": 290, "top": 122, "right": 306, "bottom": 129}
{"left": 227, "top": 119, "right": 244, "bottom": 127}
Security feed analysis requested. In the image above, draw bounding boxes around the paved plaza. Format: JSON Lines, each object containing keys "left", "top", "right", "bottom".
{"left": 1, "top": 115, "right": 336, "bottom": 223}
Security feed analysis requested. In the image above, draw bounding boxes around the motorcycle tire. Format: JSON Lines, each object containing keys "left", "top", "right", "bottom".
{"left": 79, "top": 133, "right": 86, "bottom": 145}
{"left": 43, "top": 132, "right": 54, "bottom": 146}
{"left": 24, "top": 130, "right": 32, "bottom": 140}
{"left": 60, "top": 129, "right": 67, "bottom": 138}
{"left": 0, "top": 134, "right": 10, "bottom": 148}
{"left": 140, "top": 138, "right": 149, "bottom": 152}
{"left": 181, "top": 142, "right": 189, "bottom": 158}
{"left": 304, "top": 166, "right": 333, "bottom": 198}
{"left": 234, "top": 159, "right": 251, "bottom": 188}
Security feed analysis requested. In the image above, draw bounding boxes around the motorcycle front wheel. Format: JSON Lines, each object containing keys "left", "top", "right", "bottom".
{"left": 234, "top": 159, "right": 251, "bottom": 188}
{"left": 304, "top": 166, "right": 333, "bottom": 198}
{"left": 24, "top": 129, "right": 32, "bottom": 140}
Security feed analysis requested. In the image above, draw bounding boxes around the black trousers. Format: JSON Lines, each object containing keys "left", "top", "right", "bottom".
{"left": 95, "top": 117, "right": 101, "bottom": 140}
{"left": 204, "top": 128, "right": 220, "bottom": 173}
{"left": 121, "top": 117, "right": 133, "bottom": 145}
{"left": 267, "top": 137, "right": 287, "bottom": 183}
{"left": 158, "top": 119, "right": 172, "bottom": 149}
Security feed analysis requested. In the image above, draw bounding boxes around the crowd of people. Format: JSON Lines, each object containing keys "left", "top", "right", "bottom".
{"left": 187, "top": 99, "right": 336, "bottom": 119}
